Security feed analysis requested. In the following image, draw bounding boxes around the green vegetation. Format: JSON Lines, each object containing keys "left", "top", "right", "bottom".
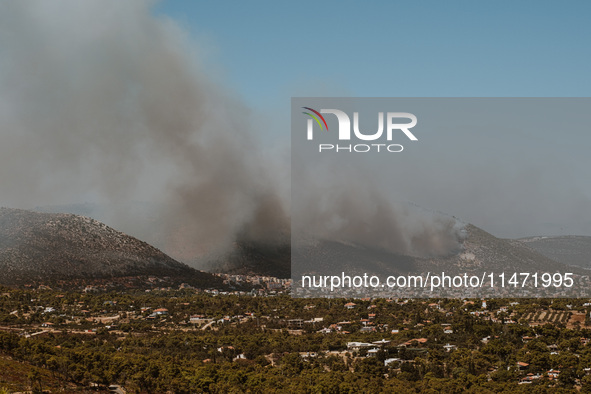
{"left": 0, "top": 288, "right": 590, "bottom": 392}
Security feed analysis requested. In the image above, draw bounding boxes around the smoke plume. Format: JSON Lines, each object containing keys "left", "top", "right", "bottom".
{"left": 0, "top": 1, "right": 462, "bottom": 268}
{"left": 0, "top": 0, "right": 289, "bottom": 263}
{"left": 292, "top": 164, "right": 464, "bottom": 258}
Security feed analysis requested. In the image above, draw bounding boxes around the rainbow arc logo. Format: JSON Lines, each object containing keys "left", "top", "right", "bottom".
{"left": 302, "top": 107, "right": 328, "bottom": 131}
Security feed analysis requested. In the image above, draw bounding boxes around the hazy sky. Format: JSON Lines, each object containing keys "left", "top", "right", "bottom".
{"left": 292, "top": 98, "right": 591, "bottom": 240}
{"left": 1, "top": 0, "right": 590, "bottom": 246}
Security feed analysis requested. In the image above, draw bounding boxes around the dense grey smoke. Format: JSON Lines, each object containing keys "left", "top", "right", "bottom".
{"left": 0, "top": 1, "right": 463, "bottom": 267}
{"left": 292, "top": 164, "right": 464, "bottom": 258}
{"left": 0, "top": 0, "right": 289, "bottom": 263}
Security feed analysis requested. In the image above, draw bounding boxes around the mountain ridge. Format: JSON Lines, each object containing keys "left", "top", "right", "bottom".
{"left": 0, "top": 207, "right": 222, "bottom": 287}
{"left": 293, "top": 223, "right": 590, "bottom": 277}
{"left": 517, "top": 235, "right": 591, "bottom": 269}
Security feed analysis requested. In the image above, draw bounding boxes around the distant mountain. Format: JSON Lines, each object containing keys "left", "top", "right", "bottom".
{"left": 432, "top": 224, "right": 588, "bottom": 274}
{"left": 206, "top": 240, "right": 291, "bottom": 279}
{"left": 517, "top": 235, "right": 591, "bottom": 269}
{"left": 293, "top": 224, "right": 591, "bottom": 297}
{"left": 35, "top": 202, "right": 292, "bottom": 278}
{"left": 293, "top": 224, "right": 589, "bottom": 276}
{"left": 31, "top": 203, "right": 591, "bottom": 283}
{"left": 34, "top": 201, "right": 167, "bottom": 252}
{"left": 0, "top": 207, "right": 223, "bottom": 287}
{"left": 292, "top": 239, "right": 419, "bottom": 277}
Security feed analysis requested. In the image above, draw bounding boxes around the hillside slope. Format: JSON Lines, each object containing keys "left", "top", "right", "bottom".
{"left": 517, "top": 235, "right": 591, "bottom": 269}
{"left": 294, "top": 224, "right": 589, "bottom": 276}
{"left": 0, "top": 207, "right": 221, "bottom": 286}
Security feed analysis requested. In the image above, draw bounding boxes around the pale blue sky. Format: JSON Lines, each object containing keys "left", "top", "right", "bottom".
{"left": 155, "top": 0, "right": 591, "bottom": 108}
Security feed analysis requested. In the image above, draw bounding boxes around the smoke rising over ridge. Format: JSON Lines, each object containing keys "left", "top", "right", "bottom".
{"left": 0, "top": 0, "right": 290, "bottom": 262}
{"left": 0, "top": 1, "right": 464, "bottom": 267}
{"left": 292, "top": 162, "right": 464, "bottom": 258}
